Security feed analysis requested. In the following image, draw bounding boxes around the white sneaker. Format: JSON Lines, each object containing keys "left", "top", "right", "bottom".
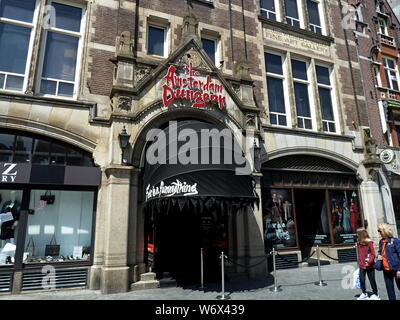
{"left": 369, "top": 294, "right": 381, "bottom": 300}
{"left": 357, "top": 293, "right": 369, "bottom": 300}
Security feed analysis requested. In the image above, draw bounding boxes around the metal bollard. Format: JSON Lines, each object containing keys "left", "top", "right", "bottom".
{"left": 314, "top": 245, "right": 327, "bottom": 287}
{"left": 199, "top": 248, "right": 205, "bottom": 290}
{"left": 269, "top": 248, "right": 282, "bottom": 292}
{"left": 217, "top": 251, "right": 230, "bottom": 300}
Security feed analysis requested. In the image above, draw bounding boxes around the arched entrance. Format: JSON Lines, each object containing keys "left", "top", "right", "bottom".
{"left": 139, "top": 119, "right": 258, "bottom": 285}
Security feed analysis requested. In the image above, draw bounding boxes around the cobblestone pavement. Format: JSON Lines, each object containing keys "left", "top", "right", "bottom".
{"left": 0, "top": 262, "right": 397, "bottom": 300}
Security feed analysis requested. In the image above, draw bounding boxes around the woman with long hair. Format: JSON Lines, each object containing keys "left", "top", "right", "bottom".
{"left": 356, "top": 227, "right": 379, "bottom": 300}
{"left": 377, "top": 223, "right": 400, "bottom": 301}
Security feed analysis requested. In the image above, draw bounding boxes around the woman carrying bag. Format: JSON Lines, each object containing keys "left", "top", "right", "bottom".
{"left": 356, "top": 228, "right": 380, "bottom": 300}
{"left": 376, "top": 223, "right": 400, "bottom": 301}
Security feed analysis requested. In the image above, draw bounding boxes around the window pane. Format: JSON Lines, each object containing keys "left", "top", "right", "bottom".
{"left": 202, "top": 38, "right": 216, "bottom": 64}
{"left": 66, "top": 149, "right": 83, "bottom": 166}
{"left": 50, "top": 143, "right": 66, "bottom": 165}
{"left": 270, "top": 113, "right": 277, "bottom": 125}
{"left": 42, "top": 32, "right": 78, "bottom": 82}
{"left": 0, "top": 73, "right": 4, "bottom": 88}
{"left": 265, "top": 53, "right": 283, "bottom": 75}
{"left": 25, "top": 190, "right": 94, "bottom": 264}
{"left": 148, "top": 26, "right": 165, "bottom": 56}
{"left": 40, "top": 79, "right": 57, "bottom": 95}
{"left": 32, "top": 139, "right": 50, "bottom": 165}
{"left": 294, "top": 82, "right": 310, "bottom": 117}
{"left": 328, "top": 122, "right": 336, "bottom": 132}
{"left": 53, "top": 3, "right": 82, "bottom": 32}
{"left": 285, "top": 0, "right": 299, "bottom": 18}
{"left": 0, "top": 133, "right": 14, "bottom": 162}
{"left": 307, "top": 0, "right": 321, "bottom": 26}
{"left": 0, "top": 189, "right": 24, "bottom": 265}
{"left": 5, "top": 75, "right": 24, "bottom": 91}
{"left": 58, "top": 82, "right": 74, "bottom": 97}
{"left": 385, "top": 58, "right": 395, "bottom": 69}
{"left": 396, "top": 126, "right": 400, "bottom": 144}
{"left": 316, "top": 65, "right": 330, "bottom": 85}
{"left": 319, "top": 87, "right": 334, "bottom": 121}
{"left": 0, "top": 23, "right": 31, "bottom": 74}
{"left": 278, "top": 115, "right": 287, "bottom": 126}
{"left": 261, "top": 0, "right": 275, "bottom": 11}
{"left": 291, "top": 60, "right": 307, "bottom": 80}
{"left": 0, "top": 0, "right": 36, "bottom": 23}
{"left": 14, "top": 136, "right": 33, "bottom": 163}
{"left": 267, "top": 77, "right": 286, "bottom": 113}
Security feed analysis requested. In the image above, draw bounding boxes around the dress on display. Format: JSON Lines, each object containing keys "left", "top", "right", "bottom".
{"left": 342, "top": 201, "right": 351, "bottom": 233}
{"left": 0, "top": 201, "right": 21, "bottom": 240}
{"left": 350, "top": 200, "right": 358, "bottom": 233}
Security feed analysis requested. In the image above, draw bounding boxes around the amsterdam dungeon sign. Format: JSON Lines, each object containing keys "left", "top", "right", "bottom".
{"left": 162, "top": 62, "right": 226, "bottom": 110}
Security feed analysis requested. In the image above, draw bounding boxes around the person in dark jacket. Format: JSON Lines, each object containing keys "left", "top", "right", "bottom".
{"left": 377, "top": 223, "right": 400, "bottom": 301}
{"left": 356, "top": 228, "right": 379, "bottom": 300}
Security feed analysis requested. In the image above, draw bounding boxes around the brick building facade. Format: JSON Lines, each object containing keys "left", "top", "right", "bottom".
{"left": 0, "top": 0, "right": 390, "bottom": 294}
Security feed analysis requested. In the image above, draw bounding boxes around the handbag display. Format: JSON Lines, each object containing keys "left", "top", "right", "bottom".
{"left": 45, "top": 235, "right": 60, "bottom": 256}
{"left": 40, "top": 191, "right": 55, "bottom": 205}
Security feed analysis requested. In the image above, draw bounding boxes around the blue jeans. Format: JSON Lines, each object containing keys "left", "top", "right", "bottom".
{"left": 383, "top": 270, "right": 400, "bottom": 301}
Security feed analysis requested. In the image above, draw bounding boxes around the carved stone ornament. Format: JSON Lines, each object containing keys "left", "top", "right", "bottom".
{"left": 363, "top": 128, "right": 378, "bottom": 160}
{"left": 134, "top": 65, "right": 152, "bottom": 85}
{"left": 234, "top": 61, "right": 251, "bottom": 80}
{"left": 116, "top": 31, "right": 134, "bottom": 58}
{"left": 117, "top": 96, "right": 132, "bottom": 111}
{"left": 246, "top": 114, "right": 256, "bottom": 127}
{"left": 181, "top": 48, "right": 210, "bottom": 72}
{"left": 182, "top": 13, "right": 200, "bottom": 43}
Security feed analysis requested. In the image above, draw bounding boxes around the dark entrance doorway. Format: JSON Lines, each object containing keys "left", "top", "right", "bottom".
{"left": 294, "top": 189, "right": 329, "bottom": 257}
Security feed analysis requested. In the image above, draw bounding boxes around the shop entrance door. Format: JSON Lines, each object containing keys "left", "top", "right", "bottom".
{"left": 294, "top": 189, "right": 329, "bottom": 258}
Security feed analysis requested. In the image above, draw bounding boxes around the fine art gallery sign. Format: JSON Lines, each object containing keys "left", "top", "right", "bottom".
{"left": 264, "top": 28, "right": 330, "bottom": 56}
{"left": 162, "top": 62, "right": 226, "bottom": 110}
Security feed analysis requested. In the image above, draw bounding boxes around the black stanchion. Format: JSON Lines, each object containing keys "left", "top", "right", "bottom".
{"left": 269, "top": 248, "right": 282, "bottom": 292}
{"left": 199, "top": 247, "right": 205, "bottom": 290}
{"left": 314, "top": 245, "right": 327, "bottom": 287}
{"left": 217, "top": 251, "right": 230, "bottom": 300}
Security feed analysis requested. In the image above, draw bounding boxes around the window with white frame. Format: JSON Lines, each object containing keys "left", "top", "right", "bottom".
{"left": 306, "top": 0, "right": 322, "bottom": 35}
{"left": 38, "top": 2, "right": 84, "bottom": 98}
{"left": 265, "top": 53, "right": 288, "bottom": 126}
{"left": 285, "top": 0, "right": 301, "bottom": 28}
{"left": 378, "top": 18, "right": 388, "bottom": 35}
{"left": 292, "top": 59, "right": 313, "bottom": 130}
{"left": 0, "top": 0, "right": 38, "bottom": 92}
{"left": 147, "top": 25, "right": 166, "bottom": 57}
{"left": 201, "top": 34, "right": 220, "bottom": 66}
{"left": 260, "top": 0, "right": 278, "bottom": 21}
{"left": 383, "top": 57, "right": 399, "bottom": 91}
{"left": 373, "top": 65, "right": 382, "bottom": 87}
{"left": 316, "top": 65, "right": 336, "bottom": 133}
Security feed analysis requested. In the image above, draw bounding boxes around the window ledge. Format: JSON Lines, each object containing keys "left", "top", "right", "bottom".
{"left": 190, "top": 0, "right": 214, "bottom": 7}
{"left": 258, "top": 15, "right": 334, "bottom": 44}
{"left": 0, "top": 91, "right": 96, "bottom": 109}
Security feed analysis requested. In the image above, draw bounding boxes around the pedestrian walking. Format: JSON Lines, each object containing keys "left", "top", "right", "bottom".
{"left": 376, "top": 223, "right": 400, "bottom": 301}
{"left": 356, "top": 228, "right": 380, "bottom": 300}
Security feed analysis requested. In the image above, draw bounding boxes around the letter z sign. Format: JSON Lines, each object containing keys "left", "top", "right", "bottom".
{"left": 1, "top": 163, "right": 18, "bottom": 183}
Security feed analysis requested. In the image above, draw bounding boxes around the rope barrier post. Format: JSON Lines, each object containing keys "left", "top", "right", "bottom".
{"left": 199, "top": 248, "right": 205, "bottom": 290}
{"left": 217, "top": 251, "right": 230, "bottom": 300}
{"left": 314, "top": 245, "right": 327, "bottom": 287}
{"left": 269, "top": 248, "right": 282, "bottom": 292}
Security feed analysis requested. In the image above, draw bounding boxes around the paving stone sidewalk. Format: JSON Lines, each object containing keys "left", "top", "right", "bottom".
{"left": 0, "top": 262, "right": 397, "bottom": 300}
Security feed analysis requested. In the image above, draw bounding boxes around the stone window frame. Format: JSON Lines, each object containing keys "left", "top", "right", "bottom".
{"left": 305, "top": 0, "right": 326, "bottom": 36}
{"left": 146, "top": 16, "right": 170, "bottom": 59}
{"left": 291, "top": 57, "right": 315, "bottom": 131}
{"left": 200, "top": 29, "right": 221, "bottom": 67}
{"left": 35, "top": 0, "right": 87, "bottom": 101}
{"left": 283, "top": 0, "right": 304, "bottom": 29}
{"left": 260, "top": 0, "right": 281, "bottom": 22}
{"left": 0, "top": 0, "right": 40, "bottom": 94}
{"left": 264, "top": 50, "right": 292, "bottom": 128}
{"left": 315, "top": 63, "right": 339, "bottom": 134}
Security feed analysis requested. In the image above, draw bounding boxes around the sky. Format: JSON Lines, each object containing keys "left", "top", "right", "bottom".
{"left": 387, "top": 0, "right": 400, "bottom": 21}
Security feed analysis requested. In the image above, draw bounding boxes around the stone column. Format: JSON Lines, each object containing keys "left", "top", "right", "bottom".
{"left": 100, "top": 165, "right": 132, "bottom": 294}
{"left": 247, "top": 173, "right": 267, "bottom": 278}
{"left": 359, "top": 180, "right": 385, "bottom": 244}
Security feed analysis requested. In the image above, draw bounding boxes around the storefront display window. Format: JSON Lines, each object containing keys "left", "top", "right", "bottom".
{"left": 329, "top": 190, "right": 360, "bottom": 244}
{"left": 263, "top": 188, "right": 297, "bottom": 249}
{"left": 391, "top": 189, "right": 400, "bottom": 237}
{"left": 24, "top": 189, "right": 94, "bottom": 263}
{"left": 0, "top": 189, "right": 23, "bottom": 265}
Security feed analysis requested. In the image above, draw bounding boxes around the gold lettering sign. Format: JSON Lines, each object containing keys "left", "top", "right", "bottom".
{"left": 264, "top": 28, "right": 330, "bottom": 57}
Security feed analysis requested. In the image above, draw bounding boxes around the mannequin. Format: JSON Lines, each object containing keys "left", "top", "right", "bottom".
{"left": 342, "top": 199, "right": 351, "bottom": 233}
{"left": 0, "top": 191, "right": 21, "bottom": 247}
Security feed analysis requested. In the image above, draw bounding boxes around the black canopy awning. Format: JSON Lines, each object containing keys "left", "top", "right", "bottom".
{"left": 142, "top": 120, "right": 258, "bottom": 213}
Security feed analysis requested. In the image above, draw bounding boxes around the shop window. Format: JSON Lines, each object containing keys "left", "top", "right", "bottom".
{"left": 147, "top": 26, "right": 166, "bottom": 57}
{"left": 0, "top": 134, "right": 15, "bottom": 162}
{"left": 38, "top": 2, "right": 84, "bottom": 98}
{"left": 0, "top": 189, "right": 23, "bottom": 265}
{"left": 0, "top": 0, "right": 37, "bottom": 92}
{"left": 306, "top": 0, "right": 322, "bottom": 35}
{"left": 329, "top": 190, "right": 361, "bottom": 244}
{"left": 24, "top": 189, "right": 94, "bottom": 264}
{"left": 260, "top": 0, "right": 278, "bottom": 21}
{"left": 265, "top": 52, "right": 288, "bottom": 126}
{"left": 263, "top": 188, "right": 297, "bottom": 249}
{"left": 383, "top": 57, "right": 399, "bottom": 91}
{"left": 316, "top": 65, "right": 336, "bottom": 133}
{"left": 14, "top": 136, "right": 33, "bottom": 163}
{"left": 285, "top": 0, "right": 301, "bottom": 28}
{"left": 292, "top": 59, "right": 312, "bottom": 130}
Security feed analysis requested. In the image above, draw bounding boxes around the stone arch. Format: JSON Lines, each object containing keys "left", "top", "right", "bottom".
{"left": 0, "top": 117, "right": 97, "bottom": 153}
